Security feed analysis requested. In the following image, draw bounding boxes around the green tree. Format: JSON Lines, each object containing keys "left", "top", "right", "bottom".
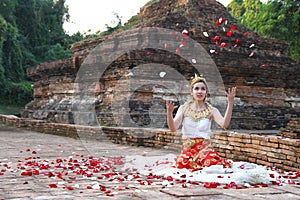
{"left": 0, "top": 0, "right": 82, "bottom": 107}
{"left": 228, "top": 0, "right": 300, "bottom": 63}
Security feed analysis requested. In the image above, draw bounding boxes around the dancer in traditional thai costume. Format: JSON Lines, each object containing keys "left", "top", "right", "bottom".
{"left": 166, "top": 74, "right": 235, "bottom": 171}
{"left": 123, "top": 74, "right": 284, "bottom": 186}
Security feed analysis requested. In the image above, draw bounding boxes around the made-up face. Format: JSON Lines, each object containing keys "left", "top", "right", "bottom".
{"left": 191, "top": 82, "right": 207, "bottom": 101}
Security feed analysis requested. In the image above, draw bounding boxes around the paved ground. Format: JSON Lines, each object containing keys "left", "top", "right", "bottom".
{"left": 0, "top": 126, "right": 299, "bottom": 200}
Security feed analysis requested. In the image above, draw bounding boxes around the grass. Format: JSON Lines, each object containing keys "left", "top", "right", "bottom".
{"left": 0, "top": 105, "right": 24, "bottom": 116}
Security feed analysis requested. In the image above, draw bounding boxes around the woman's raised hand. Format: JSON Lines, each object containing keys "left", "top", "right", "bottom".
{"left": 166, "top": 100, "right": 175, "bottom": 113}
{"left": 226, "top": 87, "right": 237, "bottom": 103}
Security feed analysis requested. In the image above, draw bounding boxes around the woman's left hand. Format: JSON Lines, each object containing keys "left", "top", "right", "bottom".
{"left": 226, "top": 87, "right": 237, "bottom": 103}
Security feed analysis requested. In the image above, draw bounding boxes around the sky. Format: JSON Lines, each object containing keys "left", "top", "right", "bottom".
{"left": 63, "top": 0, "right": 231, "bottom": 35}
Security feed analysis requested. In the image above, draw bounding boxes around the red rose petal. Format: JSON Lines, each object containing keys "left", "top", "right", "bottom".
{"left": 65, "top": 186, "right": 74, "bottom": 190}
{"left": 244, "top": 32, "right": 249, "bottom": 37}
{"left": 234, "top": 38, "right": 240, "bottom": 44}
{"left": 49, "top": 183, "right": 58, "bottom": 188}
{"left": 166, "top": 176, "right": 173, "bottom": 181}
{"left": 100, "top": 185, "right": 106, "bottom": 191}
{"left": 215, "top": 17, "right": 225, "bottom": 26}
{"left": 21, "top": 171, "right": 33, "bottom": 176}
{"left": 203, "top": 182, "right": 220, "bottom": 188}
{"left": 288, "top": 180, "right": 295, "bottom": 184}
{"left": 87, "top": 185, "right": 92, "bottom": 189}
{"left": 220, "top": 42, "right": 228, "bottom": 48}
{"left": 231, "top": 25, "right": 237, "bottom": 31}
{"left": 249, "top": 51, "right": 254, "bottom": 57}
{"left": 226, "top": 30, "right": 233, "bottom": 37}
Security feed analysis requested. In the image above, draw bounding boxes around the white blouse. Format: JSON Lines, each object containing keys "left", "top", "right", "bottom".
{"left": 182, "top": 117, "right": 212, "bottom": 139}
{"left": 172, "top": 102, "right": 225, "bottom": 139}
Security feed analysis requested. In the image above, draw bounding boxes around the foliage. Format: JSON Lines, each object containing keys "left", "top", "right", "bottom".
{"left": 100, "top": 13, "right": 123, "bottom": 36}
{"left": 0, "top": 0, "right": 123, "bottom": 109}
{"left": 0, "top": 0, "right": 85, "bottom": 108}
{"left": 228, "top": 0, "right": 300, "bottom": 63}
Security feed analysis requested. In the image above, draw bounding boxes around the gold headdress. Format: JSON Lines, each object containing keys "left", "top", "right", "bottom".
{"left": 190, "top": 73, "right": 206, "bottom": 86}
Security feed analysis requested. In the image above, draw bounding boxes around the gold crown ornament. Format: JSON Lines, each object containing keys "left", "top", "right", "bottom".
{"left": 190, "top": 73, "right": 207, "bottom": 86}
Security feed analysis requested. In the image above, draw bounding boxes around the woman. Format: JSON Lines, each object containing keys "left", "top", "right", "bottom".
{"left": 166, "top": 74, "right": 236, "bottom": 171}
{"left": 125, "top": 75, "right": 283, "bottom": 187}
{"left": 124, "top": 74, "right": 283, "bottom": 186}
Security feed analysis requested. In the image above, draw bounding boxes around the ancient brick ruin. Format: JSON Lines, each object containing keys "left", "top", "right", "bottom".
{"left": 22, "top": 0, "right": 300, "bottom": 131}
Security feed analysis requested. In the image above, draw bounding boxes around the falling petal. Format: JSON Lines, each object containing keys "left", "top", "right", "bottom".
{"left": 249, "top": 43, "right": 255, "bottom": 48}
{"left": 261, "top": 64, "right": 267, "bottom": 67}
{"left": 191, "top": 59, "right": 196, "bottom": 63}
{"left": 249, "top": 51, "right": 254, "bottom": 57}
{"left": 212, "top": 35, "right": 220, "bottom": 42}
{"left": 159, "top": 72, "right": 166, "bottom": 78}
{"left": 203, "top": 32, "right": 209, "bottom": 37}
{"left": 182, "top": 29, "right": 188, "bottom": 37}
{"left": 231, "top": 25, "right": 237, "bottom": 31}
{"left": 222, "top": 27, "right": 226, "bottom": 32}
{"left": 226, "top": 30, "right": 233, "bottom": 37}
{"left": 215, "top": 17, "right": 225, "bottom": 26}
{"left": 244, "top": 32, "right": 249, "bottom": 37}
{"left": 164, "top": 43, "right": 169, "bottom": 49}
{"left": 176, "top": 48, "right": 180, "bottom": 54}
{"left": 234, "top": 38, "right": 240, "bottom": 44}
{"left": 220, "top": 42, "right": 228, "bottom": 48}
{"left": 210, "top": 49, "right": 216, "bottom": 54}
{"left": 147, "top": 52, "right": 151, "bottom": 56}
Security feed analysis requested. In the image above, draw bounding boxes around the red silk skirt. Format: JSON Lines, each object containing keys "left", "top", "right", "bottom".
{"left": 175, "top": 138, "right": 232, "bottom": 171}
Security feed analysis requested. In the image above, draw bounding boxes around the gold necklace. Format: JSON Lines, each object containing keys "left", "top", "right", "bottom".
{"left": 183, "top": 101, "right": 212, "bottom": 121}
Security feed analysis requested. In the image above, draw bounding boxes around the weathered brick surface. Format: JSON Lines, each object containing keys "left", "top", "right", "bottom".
{"left": 279, "top": 118, "right": 300, "bottom": 139}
